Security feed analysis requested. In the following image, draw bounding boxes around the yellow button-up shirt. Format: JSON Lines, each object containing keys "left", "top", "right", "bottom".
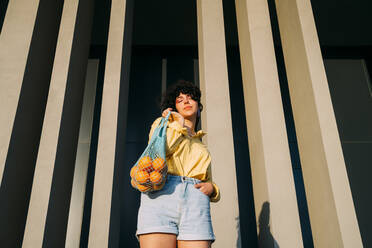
{"left": 149, "top": 117, "right": 220, "bottom": 202}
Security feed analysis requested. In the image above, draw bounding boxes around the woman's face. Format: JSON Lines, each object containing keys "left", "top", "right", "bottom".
{"left": 175, "top": 93, "right": 198, "bottom": 119}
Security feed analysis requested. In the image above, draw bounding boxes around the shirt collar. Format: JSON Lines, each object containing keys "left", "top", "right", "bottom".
{"left": 194, "top": 130, "right": 207, "bottom": 138}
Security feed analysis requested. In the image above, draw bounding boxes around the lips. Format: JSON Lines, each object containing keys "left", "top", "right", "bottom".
{"left": 184, "top": 106, "right": 192, "bottom": 110}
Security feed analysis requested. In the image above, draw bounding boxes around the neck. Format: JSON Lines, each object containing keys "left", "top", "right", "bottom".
{"left": 184, "top": 117, "right": 196, "bottom": 135}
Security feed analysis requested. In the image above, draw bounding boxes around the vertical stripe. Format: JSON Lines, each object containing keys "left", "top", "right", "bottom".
{"left": 22, "top": 0, "right": 94, "bottom": 246}
{"left": 197, "top": 0, "right": 241, "bottom": 247}
{"left": 0, "top": 0, "right": 64, "bottom": 246}
{"left": 87, "top": 0, "right": 133, "bottom": 246}
{"left": 235, "top": 0, "right": 303, "bottom": 246}
{"left": 65, "top": 59, "right": 99, "bottom": 248}
{"left": 0, "top": 0, "right": 40, "bottom": 187}
{"left": 275, "top": 0, "right": 363, "bottom": 246}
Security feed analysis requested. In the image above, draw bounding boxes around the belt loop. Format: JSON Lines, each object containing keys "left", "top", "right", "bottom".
{"left": 181, "top": 176, "right": 185, "bottom": 183}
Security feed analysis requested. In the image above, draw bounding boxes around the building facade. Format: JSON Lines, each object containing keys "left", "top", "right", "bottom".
{"left": 0, "top": 0, "right": 371, "bottom": 247}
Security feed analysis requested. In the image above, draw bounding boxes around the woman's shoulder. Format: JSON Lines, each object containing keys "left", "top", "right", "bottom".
{"left": 150, "top": 116, "right": 184, "bottom": 133}
{"left": 151, "top": 117, "right": 162, "bottom": 128}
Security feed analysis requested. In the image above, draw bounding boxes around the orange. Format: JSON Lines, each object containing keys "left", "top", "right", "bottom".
{"left": 153, "top": 181, "right": 165, "bottom": 191}
{"left": 131, "top": 178, "right": 138, "bottom": 188}
{"left": 130, "top": 166, "right": 138, "bottom": 178}
{"left": 137, "top": 183, "right": 152, "bottom": 192}
{"left": 150, "top": 171, "right": 163, "bottom": 185}
{"left": 138, "top": 156, "right": 153, "bottom": 173}
{"left": 135, "top": 170, "right": 149, "bottom": 184}
{"left": 131, "top": 179, "right": 151, "bottom": 192}
{"left": 152, "top": 157, "right": 166, "bottom": 171}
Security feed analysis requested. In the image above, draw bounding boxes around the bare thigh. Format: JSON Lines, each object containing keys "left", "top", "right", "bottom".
{"left": 139, "top": 233, "right": 177, "bottom": 248}
{"left": 177, "top": 240, "right": 212, "bottom": 248}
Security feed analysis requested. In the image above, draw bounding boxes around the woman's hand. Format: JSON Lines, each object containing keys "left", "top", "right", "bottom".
{"left": 162, "top": 108, "right": 184, "bottom": 127}
{"left": 194, "top": 182, "right": 214, "bottom": 197}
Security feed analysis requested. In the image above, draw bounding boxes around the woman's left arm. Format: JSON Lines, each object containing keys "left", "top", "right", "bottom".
{"left": 194, "top": 165, "right": 220, "bottom": 202}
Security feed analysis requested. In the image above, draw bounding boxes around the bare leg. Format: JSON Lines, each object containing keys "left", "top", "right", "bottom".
{"left": 139, "top": 233, "right": 177, "bottom": 248}
{"left": 178, "top": 240, "right": 212, "bottom": 248}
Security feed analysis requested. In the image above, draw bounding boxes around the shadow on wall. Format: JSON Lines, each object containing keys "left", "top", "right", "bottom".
{"left": 236, "top": 217, "right": 241, "bottom": 248}
{"left": 258, "top": 202, "right": 279, "bottom": 248}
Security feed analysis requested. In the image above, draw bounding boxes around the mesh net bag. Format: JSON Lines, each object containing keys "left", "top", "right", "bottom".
{"left": 130, "top": 112, "right": 171, "bottom": 193}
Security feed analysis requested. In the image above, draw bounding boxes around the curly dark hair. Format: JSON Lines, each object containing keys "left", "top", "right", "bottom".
{"left": 160, "top": 79, "right": 203, "bottom": 130}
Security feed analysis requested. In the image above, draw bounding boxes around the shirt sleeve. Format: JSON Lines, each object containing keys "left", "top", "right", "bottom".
{"left": 205, "top": 163, "right": 221, "bottom": 203}
{"left": 148, "top": 117, "right": 187, "bottom": 156}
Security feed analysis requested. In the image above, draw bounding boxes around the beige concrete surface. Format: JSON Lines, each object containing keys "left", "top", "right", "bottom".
{"left": 22, "top": 0, "right": 80, "bottom": 246}
{"left": 0, "top": 0, "right": 40, "bottom": 185}
{"left": 87, "top": 0, "right": 127, "bottom": 247}
{"left": 235, "top": 0, "right": 303, "bottom": 246}
{"left": 197, "top": 0, "right": 241, "bottom": 247}
{"left": 275, "top": 0, "right": 363, "bottom": 246}
{"left": 65, "top": 59, "right": 99, "bottom": 248}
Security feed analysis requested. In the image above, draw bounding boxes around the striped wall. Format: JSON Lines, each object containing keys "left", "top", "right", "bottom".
{"left": 0, "top": 0, "right": 362, "bottom": 247}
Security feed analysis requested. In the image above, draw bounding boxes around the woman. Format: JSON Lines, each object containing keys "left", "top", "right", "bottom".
{"left": 136, "top": 80, "right": 220, "bottom": 248}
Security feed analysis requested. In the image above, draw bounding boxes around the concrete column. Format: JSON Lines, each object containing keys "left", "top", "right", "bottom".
{"left": 65, "top": 59, "right": 99, "bottom": 248}
{"left": 196, "top": 0, "right": 241, "bottom": 247}
{"left": 88, "top": 0, "right": 133, "bottom": 246}
{"left": 0, "top": 1, "right": 64, "bottom": 247}
{"left": 275, "top": 0, "right": 363, "bottom": 246}
{"left": 22, "top": 0, "right": 94, "bottom": 246}
{"left": 234, "top": 0, "right": 303, "bottom": 246}
{"left": 0, "top": 0, "right": 39, "bottom": 185}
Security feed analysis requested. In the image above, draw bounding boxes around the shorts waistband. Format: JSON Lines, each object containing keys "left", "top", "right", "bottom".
{"left": 166, "top": 175, "right": 201, "bottom": 184}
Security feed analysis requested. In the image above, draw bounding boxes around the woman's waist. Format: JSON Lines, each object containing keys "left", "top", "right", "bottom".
{"left": 166, "top": 168, "right": 207, "bottom": 182}
{"left": 166, "top": 174, "right": 201, "bottom": 184}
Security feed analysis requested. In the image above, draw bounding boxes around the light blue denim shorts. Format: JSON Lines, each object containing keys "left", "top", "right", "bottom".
{"left": 136, "top": 175, "right": 215, "bottom": 242}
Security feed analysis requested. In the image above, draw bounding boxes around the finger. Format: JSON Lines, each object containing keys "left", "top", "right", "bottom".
{"left": 194, "top": 183, "right": 203, "bottom": 189}
{"left": 162, "top": 108, "right": 171, "bottom": 117}
{"left": 200, "top": 188, "right": 209, "bottom": 195}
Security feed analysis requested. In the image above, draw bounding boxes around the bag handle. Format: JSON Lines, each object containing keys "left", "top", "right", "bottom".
{"left": 159, "top": 111, "right": 171, "bottom": 127}
{"left": 157, "top": 111, "right": 171, "bottom": 137}
{"left": 147, "top": 111, "right": 171, "bottom": 147}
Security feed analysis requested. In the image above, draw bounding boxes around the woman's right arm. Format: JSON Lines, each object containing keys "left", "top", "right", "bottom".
{"left": 161, "top": 108, "right": 184, "bottom": 127}
{"left": 148, "top": 112, "right": 186, "bottom": 155}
